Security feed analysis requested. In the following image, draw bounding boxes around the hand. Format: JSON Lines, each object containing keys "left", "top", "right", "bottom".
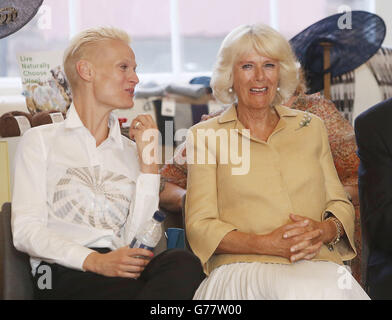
{"left": 283, "top": 214, "right": 336, "bottom": 262}
{"left": 264, "top": 218, "right": 323, "bottom": 262}
{"left": 129, "top": 114, "right": 159, "bottom": 174}
{"left": 83, "top": 246, "right": 154, "bottom": 279}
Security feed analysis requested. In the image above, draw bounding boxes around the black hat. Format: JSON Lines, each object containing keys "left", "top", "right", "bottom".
{"left": 0, "top": 0, "right": 44, "bottom": 39}
{"left": 290, "top": 10, "right": 386, "bottom": 93}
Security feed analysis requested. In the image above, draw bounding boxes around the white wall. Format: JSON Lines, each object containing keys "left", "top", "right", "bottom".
{"left": 353, "top": 65, "right": 383, "bottom": 119}
{"left": 376, "top": 0, "right": 392, "bottom": 47}
{"left": 353, "top": 0, "right": 392, "bottom": 119}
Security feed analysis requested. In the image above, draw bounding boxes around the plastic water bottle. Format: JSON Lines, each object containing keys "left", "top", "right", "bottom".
{"left": 129, "top": 210, "right": 166, "bottom": 251}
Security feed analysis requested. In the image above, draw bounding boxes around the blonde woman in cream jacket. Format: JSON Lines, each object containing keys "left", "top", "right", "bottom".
{"left": 185, "top": 24, "right": 369, "bottom": 300}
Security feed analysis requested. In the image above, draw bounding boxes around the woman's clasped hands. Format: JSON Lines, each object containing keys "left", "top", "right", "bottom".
{"left": 266, "top": 214, "right": 335, "bottom": 263}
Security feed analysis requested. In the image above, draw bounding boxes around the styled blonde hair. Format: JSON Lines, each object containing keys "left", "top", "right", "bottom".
{"left": 63, "top": 26, "right": 131, "bottom": 91}
{"left": 211, "top": 24, "right": 300, "bottom": 106}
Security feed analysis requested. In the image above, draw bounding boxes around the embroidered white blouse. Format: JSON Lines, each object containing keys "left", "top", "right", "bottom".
{"left": 11, "top": 104, "right": 160, "bottom": 275}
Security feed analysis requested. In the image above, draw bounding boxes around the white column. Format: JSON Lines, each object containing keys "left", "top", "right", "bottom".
{"left": 269, "top": 0, "right": 279, "bottom": 31}
{"left": 375, "top": 0, "right": 392, "bottom": 46}
{"left": 170, "top": 0, "right": 182, "bottom": 76}
{"left": 68, "top": 0, "right": 81, "bottom": 39}
{"left": 367, "top": 0, "right": 376, "bottom": 13}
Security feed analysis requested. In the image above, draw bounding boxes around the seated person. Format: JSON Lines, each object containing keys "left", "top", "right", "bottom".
{"left": 159, "top": 67, "right": 363, "bottom": 288}
{"left": 12, "top": 26, "right": 204, "bottom": 300}
{"left": 160, "top": 79, "right": 359, "bottom": 212}
{"left": 355, "top": 97, "right": 392, "bottom": 299}
{"left": 185, "top": 23, "right": 368, "bottom": 299}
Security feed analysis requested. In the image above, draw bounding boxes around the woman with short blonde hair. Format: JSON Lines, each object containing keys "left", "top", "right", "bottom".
{"left": 63, "top": 27, "right": 131, "bottom": 91}
{"left": 12, "top": 26, "right": 205, "bottom": 299}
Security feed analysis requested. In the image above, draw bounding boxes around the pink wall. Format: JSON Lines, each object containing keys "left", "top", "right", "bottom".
{"left": 36, "top": 0, "right": 70, "bottom": 40}
{"left": 78, "top": 0, "right": 171, "bottom": 38}
{"left": 35, "top": 0, "right": 329, "bottom": 40}
{"left": 278, "top": 0, "right": 326, "bottom": 39}
{"left": 77, "top": 0, "right": 272, "bottom": 38}
{"left": 179, "top": 0, "right": 271, "bottom": 36}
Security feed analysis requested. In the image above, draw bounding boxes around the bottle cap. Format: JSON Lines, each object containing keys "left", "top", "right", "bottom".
{"left": 153, "top": 210, "right": 166, "bottom": 223}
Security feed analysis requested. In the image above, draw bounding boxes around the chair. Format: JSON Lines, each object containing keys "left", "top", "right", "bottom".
{"left": 0, "top": 200, "right": 189, "bottom": 300}
{"left": 0, "top": 202, "right": 35, "bottom": 300}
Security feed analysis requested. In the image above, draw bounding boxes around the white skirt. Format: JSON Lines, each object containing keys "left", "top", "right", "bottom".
{"left": 193, "top": 261, "right": 370, "bottom": 300}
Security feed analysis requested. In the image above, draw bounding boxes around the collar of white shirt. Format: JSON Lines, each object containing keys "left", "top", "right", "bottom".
{"left": 64, "top": 103, "right": 124, "bottom": 150}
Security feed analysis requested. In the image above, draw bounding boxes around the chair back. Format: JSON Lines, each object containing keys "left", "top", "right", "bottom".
{"left": 0, "top": 202, "right": 34, "bottom": 300}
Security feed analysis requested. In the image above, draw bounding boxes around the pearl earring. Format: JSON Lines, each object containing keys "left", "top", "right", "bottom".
{"left": 228, "top": 87, "right": 233, "bottom": 93}
{"left": 277, "top": 87, "right": 281, "bottom": 92}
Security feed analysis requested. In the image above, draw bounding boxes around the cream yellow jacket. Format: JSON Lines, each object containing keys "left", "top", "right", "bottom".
{"left": 185, "top": 104, "right": 356, "bottom": 275}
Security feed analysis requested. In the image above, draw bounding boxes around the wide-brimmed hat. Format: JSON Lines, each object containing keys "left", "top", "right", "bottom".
{"left": 290, "top": 10, "right": 386, "bottom": 93}
{"left": 0, "top": 0, "right": 43, "bottom": 39}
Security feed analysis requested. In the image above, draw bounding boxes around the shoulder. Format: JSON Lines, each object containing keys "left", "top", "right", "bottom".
{"left": 20, "top": 122, "right": 62, "bottom": 146}
{"left": 189, "top": 108, "right": 231, "bottom": 133}
{"left": 355, "top": 98, "right": 392, "bottom": 130}
{"left": 15, "top": 123, "right": 63, "bottom": 162}
{"left": 293, "top": 93, "right": 341, "bottom": 121}
{"left": 190, "top": 117, "right": 221, "bottom": 132}
{"left": 304, "top": 93, "right": 333, "bottom": 107}
{"left": 278, "top": 104, "right": 325, "bottom": 130}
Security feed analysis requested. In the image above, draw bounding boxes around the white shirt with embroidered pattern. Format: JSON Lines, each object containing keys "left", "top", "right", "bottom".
{"left": 11, "top": 103, "right": 160, "bottom": 275}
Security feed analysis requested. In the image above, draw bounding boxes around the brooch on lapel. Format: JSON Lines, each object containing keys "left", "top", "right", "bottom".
{"left": 296, "top": 112, "right": 312, "bottom": 130}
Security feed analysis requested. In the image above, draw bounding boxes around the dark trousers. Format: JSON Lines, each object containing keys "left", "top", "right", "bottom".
{"left": 34, "top": 248, "right": 205, "bottom": 300}
{"left": 367, "top": 263, "right": 392, "bottom": 300}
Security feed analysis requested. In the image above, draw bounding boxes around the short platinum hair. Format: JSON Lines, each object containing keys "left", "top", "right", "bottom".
{"left": 211, "top": 24, "right": 300, "bottom": 106}
{"left": 63, "top": 26, "right": 131, "bottom": 91}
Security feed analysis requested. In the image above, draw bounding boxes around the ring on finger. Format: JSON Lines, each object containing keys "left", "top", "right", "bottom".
{"left": 134, "top": 121, "right": 142, "bottom": 129}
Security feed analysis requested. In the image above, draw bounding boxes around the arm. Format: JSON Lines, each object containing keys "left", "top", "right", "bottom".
{"left": 159, "top": 181, "right": 186, "bottom": 213}
{"left": 185, "top": 126, "right": 237, "bottom": 267}
{"left": 82, "top": 247, "right": 152, "bottom": 278}
{"left": 294, "top": 94, "right": 360, "bottom": 206}
{"left": 185, "top": 126, "right": 324, "bottom": 265}
{"left": 13, "top": 118, "right": 159, "bottom": 278}
{"left": 124, "top": 114, "right": 161, "bottom": 243}
{"left": 87, "top": 170, "right": 160, "bottom": 278}
{"left": 355, "top": 113, "right": 392, "bottom": 253}
{"left": 215, "top": 220, "right": 324, "bottom": 262}
{"left": 86, "top": 114, "right": 162, "bottom": 277}
{"left": 319, "top": 118, "right": 356, "bottom": 259}
{"left": 159, "top": 141, "right": 188, "bottom": 213}
{"left": 266, "top": 118, "right": 353, "bottom": 260}
{"left": 216, "top": 118, "right": 355, "bottom": 261}
{"left": 12, "top": 129, "right": 95, "bottom": 271}
{"left": 85, "top": 114, "right": 162, "bottom": 278}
